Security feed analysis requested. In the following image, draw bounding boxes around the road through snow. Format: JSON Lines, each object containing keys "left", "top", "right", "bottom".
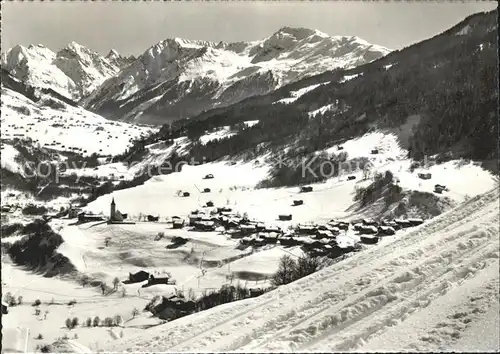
{"left": 106, "top": 186, "right": 499, "bottom": 352}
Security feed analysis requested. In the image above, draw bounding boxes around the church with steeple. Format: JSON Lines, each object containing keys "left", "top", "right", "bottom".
{"left": 108, "top": 196, "right": 124, "bottom": 223}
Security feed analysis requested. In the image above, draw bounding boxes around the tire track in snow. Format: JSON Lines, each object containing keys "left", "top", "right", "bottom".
{"left": 300, "top": 225, "right": 499, "bottom": 351}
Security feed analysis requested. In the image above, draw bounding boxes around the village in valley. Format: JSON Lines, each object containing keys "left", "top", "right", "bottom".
{"left": 1, "top": 125, "right": 496, "bottom": 352}
{"left": 1, "top": 3, "right": 499, "bottom": 353}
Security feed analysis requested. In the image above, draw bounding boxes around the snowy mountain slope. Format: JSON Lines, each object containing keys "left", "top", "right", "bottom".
{"left": 82, "top": 28, "right": 390, "bottom": 124}
{"left": 105, "top": 185, "right": 499, "bottom": 352}
{"left": 1, "top": 86, "right": 156, "bottom": 157}
{"left": 1, "top": 42, "right": 121, "bottom": 100}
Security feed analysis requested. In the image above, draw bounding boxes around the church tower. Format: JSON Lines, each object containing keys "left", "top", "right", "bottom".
{"left": 110, "top": 197, "right": 116, "bottom": 221}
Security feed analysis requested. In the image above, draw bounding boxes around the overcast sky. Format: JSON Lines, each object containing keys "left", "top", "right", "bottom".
{"left": 2, "top": 1, "right": 497, "bottom": 56}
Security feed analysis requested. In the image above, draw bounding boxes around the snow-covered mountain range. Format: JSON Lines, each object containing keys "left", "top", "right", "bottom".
{"left": 1, "top": 42, "right": 132, "bottom": 101}
{"left": 83, "top": 27, "right": 389, "bottom": 124}
{"left": 2, "top": 27, "right": 389, "bottom": 125}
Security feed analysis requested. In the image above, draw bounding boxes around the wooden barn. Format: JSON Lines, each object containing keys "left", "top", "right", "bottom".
{"left": 300, "top": 186, "right": 313, "bottom": 193}
{"left": 408, "top": 218, "right": 424, "bottom": 226}
{"left": 172, "top": 218, "right": 185, "bottom": 229}
{"left": 153, "top": 294, "right": 196, "bottom": 321}
{"left": 129, "top": 270, "right": 150, "bottom": 283}
{"left": 279, "top": 214, "right": 292, "bottom": 221}
{"left": 377, "top": 226, "right": 396, "bottom": 236}
{"left": 394, "top": 219, "right": 413, "bottom": 228}
{"left": 143, "top": 275, "right": 176, "bottom": 287}
{"left": 360, "top": 235, "right": 379, "bottom": 244}
{"left": 418, "top": 173, "right": 432, "bottom": 180}
{"left": 297, "top": 224, "right": 317, "bottom": 235}
{"left": 357, "top": 225, "right": 378, "bottom": 235}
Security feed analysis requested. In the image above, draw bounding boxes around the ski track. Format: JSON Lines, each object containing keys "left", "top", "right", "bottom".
{"left": 108, "top": 187, "right": 499, "bottom": 352}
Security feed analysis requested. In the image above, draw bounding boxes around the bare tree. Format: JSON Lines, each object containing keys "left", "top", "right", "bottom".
{"left": 112, "top": 277, "right": 120, "bottom": 291}
{"left": 132, "top": 308, "right": 139, "bottom": 318}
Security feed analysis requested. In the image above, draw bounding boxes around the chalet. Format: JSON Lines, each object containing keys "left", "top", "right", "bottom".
{"left": 353, "top": 223, "right": 363, "bottom": 231}
{"left": 434, "top": 184, "right": 447, "bottom": 194}
{"left": 172, "top": 218, "right": 185, "bottom": 229}
{"left": 203, "top": 188, "right": 211, "bottom": 193}
{"left": 239, "top": 224, "right": 257, "bottom": 235}
{"left": 152, "top": 294, "right": 196, "bottom": 321}
{"left": 316, "top": 230, "right": 335, "bottom": 239}
{"left": 205, "top": 201, "right": 214, "bottom": 207}
{"left": 360, "top": 235, "right": 379, "bottom": 244}
{"left": 143, "top": 274, "right": 176, "bottom": 287}
{"left": 278, "top": 214, "right": 292, "bottom": 221}
{"left": 362, "top": 218, "right": 378, "bottom": 226}
{"left": 297, "top": 224, "right": 317, "bottom": 235}
{"left": 371, "top": 149, "right": 379, "bottom": 154}
{"left": 183, "top": 192, "right": 190, "bottom": 197}
{"left": 217, "top": 207, "right": 232, "bottom": 213}
{"left": 279, "top": 236, "right": 300, "bottom": 246}
{"left": 347, "top": 175, "right": 356, "bottom": 181}
{"left": 204, "top": 174, "right": 214, "bottom": 179}
{"left": 300, "top": 186, "right": 313, "bottom": 193}
{"left": 189, "top": 214, "right": 202, "bottom": 226}
{"left": 261, "top": 233, "right": 278, "bottom": 244}
{"left": 310, "top": 248, "right": 328, "bottom": 257}
{"left": 293, "top": 200, "right": 304, "bottom": 206}
{"left": 357, "top": 225, "right": 378, "bottom": 235}
{"left": 321, "top": 225, "right": 341, "bottom": 234}
{"left": 418, "top": 173, "right": 432, "bottom": 180}
{"left": 394, "top": 219, "right": 413, "bottom": 228}
{"left": 128, "top": 270, "right": 150, "bottom": 283}
{"left": 337, "top": 222, "right": 350, "bottom": 231}
{"left": 254, "top": 237, "right": 266, "bottom": 247}
{"left": 78, "top": 212, "right": 104, "bottom": 223}
{"left": 249, "top": 288, "right": 265, "bottom": 298}
{"left": 240, "top": 236, "right": 253, "bottom": 245}
{"left": 264, "top": 225, "right": 281, "bottom": 233}
{"left": 255, "top": 223, "right": 266, "bottom": 232}
{"left": 147, "top": 215, "right": 159, "bottom": 222}
{"left": 302, "top": 239, "right": 324, "bottom": 251}
{"left": 381, "top": 220, "right": 401, "bottom": 230}
{"left": 327, "top": 245, "right": 344, "bottom": 259}
{"left": 378, "top": 226, "right": 396, "bottom": 236}
{"left": 408, "top": 218, "right": 424, "bottom": 227}
{"left": 194, "top": 220, "right": 216, "bottom": 231}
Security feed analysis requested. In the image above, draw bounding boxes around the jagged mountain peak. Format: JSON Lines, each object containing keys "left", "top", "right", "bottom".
{"left": 1, "top": 42, "right": 121, "bottom": 101}
{"left": 106, "top": 49, "right": 121, "bottom": 59}
{"left": 83, "top": 28, "right": 391, "bottom": 125}
{"left": 273, "top": 26, "right": 328, "bottom": 40}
